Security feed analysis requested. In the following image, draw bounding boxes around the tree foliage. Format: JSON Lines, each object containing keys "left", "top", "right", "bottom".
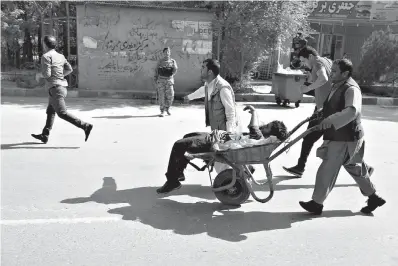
{"left": 209, "top": 1, "right": 313, "bottom": 90}
{"left": 357, "top": 29, "right": 398, "bottom": 84}
{"left": 1, "top": 1, "right": 61, "bottom": 69}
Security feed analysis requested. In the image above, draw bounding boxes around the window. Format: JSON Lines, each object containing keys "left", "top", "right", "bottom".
{"left": 321, "top": 34, "right": 344, "bottom": 60}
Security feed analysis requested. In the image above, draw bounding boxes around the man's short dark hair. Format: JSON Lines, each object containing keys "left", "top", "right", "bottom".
{"left": 297, "top": 46, "right": 319, "bottom": 59}
{"left": 43, "top": 35, "right": 57, "bottom": 49}
{"left": 163, "top": 47, "right": 170, "bottom": 52}
{"left": 203, "top": 59, "right": 220, "bottom": 76}
{"left": 334, "top": 59, "right": 353, "bottom": 77}
{"left": 260, "top": 120, "right": 288, "bottom": 141}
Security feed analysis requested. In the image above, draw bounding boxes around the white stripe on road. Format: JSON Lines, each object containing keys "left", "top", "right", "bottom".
{"left": 1, "top": 217, "right": 121, "bottom": 225}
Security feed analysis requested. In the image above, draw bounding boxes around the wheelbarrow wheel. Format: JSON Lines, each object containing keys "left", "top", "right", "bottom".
{"left": 213, "top": 169, "right": 250, "bottom": 206}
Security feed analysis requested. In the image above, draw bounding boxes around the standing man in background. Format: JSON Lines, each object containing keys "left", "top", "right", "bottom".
{"left": 32, "top": 35, "right": 93, "bottom": 144}
{"left": 154, "top": 47, "right": 178, "bottom": 117}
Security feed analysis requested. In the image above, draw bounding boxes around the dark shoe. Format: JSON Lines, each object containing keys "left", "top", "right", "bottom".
{"left": 299, "top": 200, "right": 323, "bottom": 215}
{"left": 247, "top": 165, "right": 255, "bottom": 174}
{"left": 283, "top": 165, "right": 304, "bottom": 178}
{"left": 84, "top": 124, "right": 93, "bottom": 142}
{"left": 360, "top": 193, "right": 386, "bottom": 214}
{"left": 368, "top": 166, "right": 374, "bottom": 177}
{"left": 31, "top": 133, "right": 48, "bottom": 144}
{"left": 156, "top": 181, "right": 181, "bottom": 194}
{"left": 178, "top": 174, "right": 185, "bottom": 182}
{"left": 159, "top": 112, "right": 164, "bottom": 117}
{"left": 166, "top": 109, "right": 171, "bottom": 116}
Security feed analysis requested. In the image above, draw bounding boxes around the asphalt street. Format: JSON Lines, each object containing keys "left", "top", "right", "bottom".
{"left": 1, "top": 96, "right": 397, "bottom": 266}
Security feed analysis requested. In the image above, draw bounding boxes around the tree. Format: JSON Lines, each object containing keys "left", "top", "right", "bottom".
{"left": 357, "top": 29, "right": 398, "bottom": 85}
{"left": 209, "top": 1, "right": 313, "bottom": 91}
{"left": 1, "top": 1, "right": 58, "bottom": 69}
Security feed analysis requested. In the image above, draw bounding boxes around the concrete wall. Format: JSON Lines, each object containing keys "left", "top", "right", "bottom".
{"left": 76, "top": 4, "right": 213, "bottom": 92}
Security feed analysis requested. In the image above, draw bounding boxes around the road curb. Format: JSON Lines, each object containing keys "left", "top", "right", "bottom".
{"left": 2, "top": 87, "right": 398, "bottom": 106}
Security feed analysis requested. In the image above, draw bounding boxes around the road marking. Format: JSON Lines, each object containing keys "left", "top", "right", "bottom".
{"left": 0, "top": 217, "right": 121, "bottom": 225}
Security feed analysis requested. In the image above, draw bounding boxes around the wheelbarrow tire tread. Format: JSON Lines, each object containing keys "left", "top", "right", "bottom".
{"left": 213, "top": 169, "right": 250, "bottom": 206}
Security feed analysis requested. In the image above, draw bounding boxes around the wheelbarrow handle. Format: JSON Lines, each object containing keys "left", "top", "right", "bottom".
{"left": 268, "top": 125, "right": 322, "bottom": 163}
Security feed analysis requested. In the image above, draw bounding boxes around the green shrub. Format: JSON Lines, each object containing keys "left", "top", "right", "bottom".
{"left": 358, "top": 29, "right": 398, "bottom": 85}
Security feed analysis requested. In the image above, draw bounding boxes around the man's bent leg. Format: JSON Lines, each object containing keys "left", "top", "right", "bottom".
{"left": 158, "top": 134, "right": 211, "bottom": 194}
{"left": 32, "top": 96, "right": 55, "bottom": 143}
{"left": 166, "top": 133, "right": 211, "bottom": 181}
{"left": 344, "top": 161, "right": 385, "bottom": 213}
{"left": 311, "top": 142, "right": 348, "bottom": 204}
{"left": 51, "top": 86, "right": 88, "bottom": 129}
{"left": 284, "top": 108, "right": 323, "bottom": 177}
{"left": 344, "top": 161, "right": 376, "bottom": 196}
{"left": 183, "top": 132, "right": 207, "bottom": 138}
{"left": 297, "top": 119, "right": 324, "bottom": 170}
{"left": 43, "top": 103, "right": 56, "bottom": 137}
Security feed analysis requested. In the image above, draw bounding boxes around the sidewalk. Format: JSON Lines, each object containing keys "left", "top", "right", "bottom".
{"left": 2, "top": 80, "right": 398, "bottom": 106}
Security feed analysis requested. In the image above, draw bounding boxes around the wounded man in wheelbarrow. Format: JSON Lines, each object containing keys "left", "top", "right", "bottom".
{"left": 156, "top": 105, "right": 288, "bottom": 194}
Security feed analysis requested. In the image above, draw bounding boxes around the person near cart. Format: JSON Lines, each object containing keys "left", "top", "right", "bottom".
{"left": 283, "top": 46, "right": 333, "bottom": 177}
{"left": 156, "top": 105, "right": 288, "bottom": 194}
{"left": 182, "top": 59, "right": 241, "bottom": 175}
{"left": 299, "top": 59, "right": 385, "bottom": 215}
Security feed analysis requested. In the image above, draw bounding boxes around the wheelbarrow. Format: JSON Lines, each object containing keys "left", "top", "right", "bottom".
{"left": 185, "top": 113, "right": 322, "bottom": 206}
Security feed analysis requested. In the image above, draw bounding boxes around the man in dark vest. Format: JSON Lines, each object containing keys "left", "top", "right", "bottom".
{"left": 299, "top": 59, "right": 386, "bottom": 215}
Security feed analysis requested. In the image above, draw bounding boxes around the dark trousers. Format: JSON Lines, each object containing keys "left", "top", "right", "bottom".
{"left": 297, "top": 107, "right": 324, "bottom": 169}
{"left": 42, "top": 85, "right": 87, "bottom": 136}
{"left": 166, "top": 132, "right": 212, "bottom": 183}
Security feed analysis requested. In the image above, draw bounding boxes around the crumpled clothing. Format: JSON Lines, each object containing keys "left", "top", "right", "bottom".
{"left": 213, "top": 135, "right": 279, "bottom": 151}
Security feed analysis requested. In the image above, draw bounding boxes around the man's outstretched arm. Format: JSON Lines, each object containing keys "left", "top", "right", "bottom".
{"left": 185, "top": 85, "right": 206, "bottom": 101}
{"left": 243, "top": 105, "right": 263, "bottom": 139}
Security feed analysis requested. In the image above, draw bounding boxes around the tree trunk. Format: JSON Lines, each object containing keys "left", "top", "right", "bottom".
{"left": 24, "top": 28, "right": 33, "bottom": 62}
{"left": 16, "top": 42, "right": 21, "bottom": 69}
{"left": 38, "top": 20, "right": 43, "bottom": 58}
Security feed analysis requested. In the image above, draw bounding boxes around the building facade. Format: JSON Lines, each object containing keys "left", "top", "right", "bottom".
{"left": 76, "top": 3, "right": 213, "bottom": 92}
{"left": 307, "top": 0, "right": 398, "bottom": 72}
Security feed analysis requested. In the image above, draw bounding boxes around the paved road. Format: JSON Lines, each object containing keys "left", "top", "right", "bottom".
{"left": 1, "top": 96, "right": 397, "bottom": 266}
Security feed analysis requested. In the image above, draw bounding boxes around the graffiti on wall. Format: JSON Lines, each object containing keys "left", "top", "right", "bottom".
{"left": 78, "top": 5, "right": 213, "bottom": 88}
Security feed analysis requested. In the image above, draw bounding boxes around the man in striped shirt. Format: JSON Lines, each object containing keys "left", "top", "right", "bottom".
{"left": 156, "top": 105, "right": 288, "bottom": 194}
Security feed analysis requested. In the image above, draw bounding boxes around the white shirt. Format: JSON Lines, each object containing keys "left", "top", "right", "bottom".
{"left": 187, "top": 75, "right": 236, "bottom": 132}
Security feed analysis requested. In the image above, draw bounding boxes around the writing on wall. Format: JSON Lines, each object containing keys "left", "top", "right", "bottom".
{"left": 172, "top": 20, "right": 212, "bottom": 39}
{"left": 78, "top": 5, "right": 213, "bottom": 89}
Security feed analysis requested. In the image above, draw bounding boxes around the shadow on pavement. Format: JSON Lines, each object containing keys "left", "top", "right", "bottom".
{"left": 1, "top": 97, "right": 203, "bottom": 112}
{"left": 1, "top": 141, "right": 80, "bottom": 150}
{"left": 61, "top": 177, "right": 363, "bottom": 242}
{"left": 92, "top": 115, "right": 161, "bottom": 119}
{"left": 249, "top": 103, "right": 297, "bottom": 110}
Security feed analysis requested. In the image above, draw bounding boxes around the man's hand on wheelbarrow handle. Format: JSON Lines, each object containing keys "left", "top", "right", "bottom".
{"left": 319, "top": 118, "right": 335, "bottom": 130}
{"left": 310, "top": 110, "right": 324, "bottom": 121}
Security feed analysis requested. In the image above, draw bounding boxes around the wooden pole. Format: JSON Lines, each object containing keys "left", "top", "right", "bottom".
{"left": 66, "top": 2, "right": 71, "bottom": 86}
{"left": 66, "top": 2, "right": 71, "bottom": 60}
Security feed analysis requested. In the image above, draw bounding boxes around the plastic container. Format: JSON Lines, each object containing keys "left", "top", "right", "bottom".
{"left": 272, "top": 72, "right": 306, "bottom": 107}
